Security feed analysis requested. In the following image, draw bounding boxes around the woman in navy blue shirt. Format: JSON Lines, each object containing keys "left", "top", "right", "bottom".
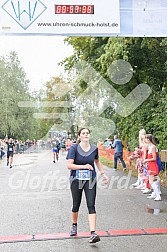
{"left": 67, "top": 128, "right": 109, "bottom": 243}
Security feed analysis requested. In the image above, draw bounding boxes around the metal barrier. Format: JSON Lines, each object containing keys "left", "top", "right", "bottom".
{"left": 98, "top": 144, "right": 131, "bottom": 162}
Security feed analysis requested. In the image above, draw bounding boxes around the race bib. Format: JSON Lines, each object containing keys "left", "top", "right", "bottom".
{"left": 76, "top": 170, "right": 91, "bottom": 180}
{"left": 9, "top": 148, "right": 13, "bottom": 151}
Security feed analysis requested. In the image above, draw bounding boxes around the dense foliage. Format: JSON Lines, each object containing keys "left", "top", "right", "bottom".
{"left": 59, "top": 37, "right": 167, "bottom": 150}
{"left": 0, "top": 51, "right": 50, "bottom": 140}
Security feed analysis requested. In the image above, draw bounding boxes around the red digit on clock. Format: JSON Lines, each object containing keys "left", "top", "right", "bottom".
{"left": 69, "top": 5, "right": 74, "bottom": 13}
{"left": 87, "top": 6, "right": 92, "bottom": 14}
{"left": 56, "top": 5, "right": 61, "bottom": 14}
{"left": 82, "top": 6, "right": 86, "bottom": 14}
{"left": 75, "top": 5, "right": 79, "bottom": 13}
{"left": 62, "top": 5, "right": 66, "bottom": 13}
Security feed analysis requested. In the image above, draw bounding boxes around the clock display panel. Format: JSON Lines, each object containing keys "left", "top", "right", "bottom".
{"left": 55, "top": 5, "right": 94, "bottom": 14}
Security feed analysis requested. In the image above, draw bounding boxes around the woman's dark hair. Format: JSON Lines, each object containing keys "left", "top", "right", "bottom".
{"left": 78, "top": 128, "right": 90, "bottom": 136}
{"left": 146, "top": 134, "right": 157, "bottom": 145}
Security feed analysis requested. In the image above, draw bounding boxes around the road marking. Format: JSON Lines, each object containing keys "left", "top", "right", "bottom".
{"left": 0, "top": 228, "right": 167, "bottom": 244}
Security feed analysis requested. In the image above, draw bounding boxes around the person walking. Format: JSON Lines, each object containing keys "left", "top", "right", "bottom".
{"left": 66, "top": 128, "right": 109, "bottom": 243}
{"left": 112, "top": 135, "right": 126, "bottom": 171}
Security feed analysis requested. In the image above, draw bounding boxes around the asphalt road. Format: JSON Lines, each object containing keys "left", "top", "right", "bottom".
{"left": 0, "top": 150, "right": 167, "bottom": 252}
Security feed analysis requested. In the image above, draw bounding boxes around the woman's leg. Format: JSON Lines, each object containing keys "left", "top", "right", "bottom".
{"left": 53, "top": 152, "right": 55, "bottom": 163}
{"left": 84, "top": 180, "right": 97, "bottom": 231}
{"left": 70, "top": 180, "right": 83, "bottom": 236}
{"left": 147, "top": 175, "right": 157, "bottom": 199}
{"left": 56, "top": 151, "right": 59, "bottom": 161}
{"left": 152, "top": 177, "right": 161, "bottom": 201}
{"left": 84, "top": 180, "right": 100, "bottom": 243}
{"left": 9, "top": 156, "right": 13, "bottom": 168}
{"left": 135, "top": 173, "right": 144, "bottom": 189}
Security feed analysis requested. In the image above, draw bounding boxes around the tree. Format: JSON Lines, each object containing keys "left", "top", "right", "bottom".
{"left": 0, "top": 51, "right": 49, "bottom": 140}
{"left": 60, "top": 37, "right": 167, "bottom": 150}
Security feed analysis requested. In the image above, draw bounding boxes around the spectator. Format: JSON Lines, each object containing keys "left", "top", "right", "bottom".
{"left": 112, "top": 135, "right": 126, "bottom": 171}
{"left": 144, "top": 134, "right": 161, "bottom": 201}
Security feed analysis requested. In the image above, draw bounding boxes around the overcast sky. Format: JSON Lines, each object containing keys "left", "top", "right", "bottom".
{"left": 0, "top": 36, "right": 73, "bottom": 91}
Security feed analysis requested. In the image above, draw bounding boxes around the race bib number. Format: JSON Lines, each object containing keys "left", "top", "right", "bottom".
{"left": 9, "top": 148, "right": 13, "bottom": 151}
{"left": 76, "top": 170, "right": 91, "bottom": 180}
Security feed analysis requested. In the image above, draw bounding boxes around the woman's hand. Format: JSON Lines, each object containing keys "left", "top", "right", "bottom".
{"left": 84, "top": 164, "right": 94, "bottom": 170}
{"left": 101, "top": 173, "right": 109, "bottom": 184}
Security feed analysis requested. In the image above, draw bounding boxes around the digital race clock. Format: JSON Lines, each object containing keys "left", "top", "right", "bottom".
{"left": 55, "top": 5, "right": 94, "bottom": 14}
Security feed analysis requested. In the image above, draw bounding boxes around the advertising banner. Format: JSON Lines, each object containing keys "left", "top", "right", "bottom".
{"left": 1, "top": 0, "right": 167, "bottom": 36}
{"left": 0, "top": 0, "right": 120, "bottom": 35}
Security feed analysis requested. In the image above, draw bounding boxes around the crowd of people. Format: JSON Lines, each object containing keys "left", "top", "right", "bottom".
{"left": 0, "top": 138, "right": 46, "bottom": 157}
{"left": 130, "top": 129, "right": 162, "bottom": 201}
{"left": 100, "top": 129, "right": 162, "bottom": 202}
{"left": 0, "top": 138, "right": 43, "bottom": 168}
{"left": 0, "top": 136, "right": 78, "bottom": 167}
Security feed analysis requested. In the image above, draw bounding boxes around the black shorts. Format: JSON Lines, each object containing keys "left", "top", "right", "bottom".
{"left": 7, "top": 152, "right": 13, "bottom": 158}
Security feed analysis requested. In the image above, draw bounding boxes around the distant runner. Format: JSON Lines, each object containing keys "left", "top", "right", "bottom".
{"left": 51, "top": 137, "right": 61, "bottom": 162}
{"left": 61, "top": 138, "right": 66, "bottom": 154}
{"left": 6, "top": 138, "right": 15, "bottom": 168}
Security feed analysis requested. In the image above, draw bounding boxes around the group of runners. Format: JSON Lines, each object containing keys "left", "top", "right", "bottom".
{"left": 0, "top": 137, "right": 51, "bottom": 168}
{"left": 51, "top": 137, "right": 77, "bottom": 163}
{"left": 0, "top": 136, "right": 77, "bottom": 168}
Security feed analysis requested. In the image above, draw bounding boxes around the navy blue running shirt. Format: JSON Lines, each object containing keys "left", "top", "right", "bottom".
{"left": 66, "top": 144, "right": 99, "bottom": 180}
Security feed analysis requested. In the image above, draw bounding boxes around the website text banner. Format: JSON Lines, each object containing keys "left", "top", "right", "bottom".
{"left": 0, "top": 0, "right": 120, "bottom": 35}
{"left": 1, "top": 0, "right": 167, "bottom": 36}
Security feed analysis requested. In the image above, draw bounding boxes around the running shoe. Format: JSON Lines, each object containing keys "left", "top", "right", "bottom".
{"left": 89, "top": 233, "right": 100, "bottom": 243}
{"left": 70, "top": 224, "right": 77, "bottom": 236}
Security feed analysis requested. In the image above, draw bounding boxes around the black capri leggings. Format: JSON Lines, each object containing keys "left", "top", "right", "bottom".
{"left": 70, "top": 179, "right": 97, "bottom": 214}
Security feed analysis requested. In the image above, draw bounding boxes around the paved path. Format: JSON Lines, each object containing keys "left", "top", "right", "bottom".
{"left": 0, "top": 150, "right": 167, "bottom": 252}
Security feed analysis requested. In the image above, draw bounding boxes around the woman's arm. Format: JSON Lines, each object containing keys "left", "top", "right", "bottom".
{"left": 94, "top": 159, "right": 109, "bottom": 183}
{"left": 94, "top": 159, "right": 105, "bottom": 174}
{"left": 143, "top": 144, "right": 148, "bottom": 159}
